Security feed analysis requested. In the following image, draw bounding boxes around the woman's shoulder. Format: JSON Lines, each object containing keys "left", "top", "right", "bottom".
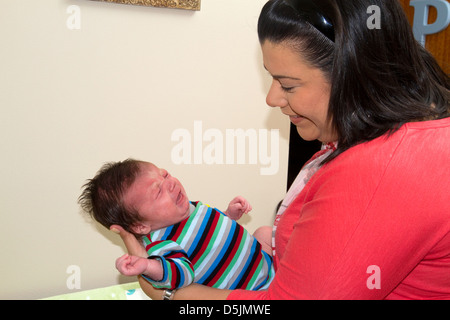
{"left": 303, "top": 117, "right": 450, "bottom": 226}
{"left": 402, "top": 117, "right": 450, "bottom": 130}
{"left": 334, "top": 117, "right": 450, "bottom": 168}
{"left": 308, "top": 117, "right": 450, "bottom": 200}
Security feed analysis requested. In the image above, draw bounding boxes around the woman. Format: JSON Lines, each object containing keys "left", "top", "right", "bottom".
{"left": 114, "top": 0, "right": 450, "bottom": 299}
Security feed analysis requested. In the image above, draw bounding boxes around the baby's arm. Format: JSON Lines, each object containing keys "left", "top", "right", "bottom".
{"left": 224, "top": 196, "right": 252, "bottom": 220}
{"left": 115, "top": 253, "right": 163, "bottom": 281}
{"left": 111, "top": 225, "right": 194, "bottom": 289}
{"left": 143, "top": 240, "right": 195, "bottom": 290}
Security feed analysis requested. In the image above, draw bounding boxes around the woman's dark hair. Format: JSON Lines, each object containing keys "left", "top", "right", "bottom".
{"left": 258, "top": 0, "right": 450, "bottom": 163}
{"left": 78, "top": 159, "right": 144, "bottom": 238}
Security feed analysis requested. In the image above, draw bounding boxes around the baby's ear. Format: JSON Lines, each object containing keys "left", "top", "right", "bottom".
{"left": 131, "top": 222, "right": 151, "bottom": 236}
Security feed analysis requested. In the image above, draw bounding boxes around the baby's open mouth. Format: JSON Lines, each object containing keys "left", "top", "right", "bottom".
{"left": 176, "top": 191, "right": 183, "bottom": 205}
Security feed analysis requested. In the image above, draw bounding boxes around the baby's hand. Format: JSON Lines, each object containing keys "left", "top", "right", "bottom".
{"left": 116, "top": 254, "right": 164, "bottom": 281}
{"left": 115, "top": 254, "right": 150, "bottom": 277}
{"left": 225, "top": 196, "right": 252, "bottom": 220}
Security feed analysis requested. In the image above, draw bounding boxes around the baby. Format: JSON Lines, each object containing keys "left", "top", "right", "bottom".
{"left": 79, "top": 159, "right": 274, "bottom": 291}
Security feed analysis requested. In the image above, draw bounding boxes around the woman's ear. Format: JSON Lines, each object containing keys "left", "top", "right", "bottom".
{"left": 131, "top": 222, "right": 151, "bottom": 236}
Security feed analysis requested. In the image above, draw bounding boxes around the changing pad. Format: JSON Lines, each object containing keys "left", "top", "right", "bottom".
{"left": 43, "top": 281, "right": 151, "bottom": 300}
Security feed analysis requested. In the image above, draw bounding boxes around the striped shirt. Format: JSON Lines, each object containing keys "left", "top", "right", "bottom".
{"left": 141, "top": 201, "right": 275, "bottom": 290}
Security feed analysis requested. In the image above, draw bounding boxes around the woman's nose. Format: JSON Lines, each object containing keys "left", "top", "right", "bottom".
{"left": 266, "top": 80, "right": 287, "bottom": 108}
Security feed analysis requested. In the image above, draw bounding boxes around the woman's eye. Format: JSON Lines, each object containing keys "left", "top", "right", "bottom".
{"left": 281, "top": 85, "right": 294, "bottom": 93}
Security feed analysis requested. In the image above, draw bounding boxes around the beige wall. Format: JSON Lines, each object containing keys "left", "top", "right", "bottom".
{"left": 0, "top": 0, "right": 289, "bottom": 299}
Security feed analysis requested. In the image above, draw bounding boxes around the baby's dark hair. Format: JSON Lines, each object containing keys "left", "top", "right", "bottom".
{"left": 78, "top": 158, "right": 144, "bottom": 238}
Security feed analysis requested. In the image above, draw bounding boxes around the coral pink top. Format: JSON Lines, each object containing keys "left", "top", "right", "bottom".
{"left": 228, "top": 118, "right": 450, "bottom": 300}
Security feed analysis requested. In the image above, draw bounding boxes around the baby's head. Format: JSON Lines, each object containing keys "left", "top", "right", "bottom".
{"left": 79, "top": 159, "right": 190, "bottom": 238}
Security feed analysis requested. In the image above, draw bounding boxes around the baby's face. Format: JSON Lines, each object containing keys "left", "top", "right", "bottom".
{"left": 123, "top": 162, "right": 190, "bottom": 232}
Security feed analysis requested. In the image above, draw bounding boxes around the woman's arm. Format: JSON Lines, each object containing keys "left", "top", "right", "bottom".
{"left": 110, "top": 225, "right": 147, "bottom": 257}
{"left": 138, "top": 276, "right": 232, "bottom": 300}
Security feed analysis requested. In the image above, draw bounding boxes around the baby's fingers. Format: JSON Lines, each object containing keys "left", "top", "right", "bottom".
{"left": 115, "top": 254, "right": 130, "bottom": 270}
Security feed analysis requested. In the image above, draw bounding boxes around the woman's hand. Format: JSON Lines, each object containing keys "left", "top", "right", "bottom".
{"left": 110, "top": 225, "right": 147, "bottom": 257}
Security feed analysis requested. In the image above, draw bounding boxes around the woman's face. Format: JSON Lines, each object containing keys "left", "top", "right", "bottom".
{"left": 262, "top": 40, "right": 337, "bottom": 143}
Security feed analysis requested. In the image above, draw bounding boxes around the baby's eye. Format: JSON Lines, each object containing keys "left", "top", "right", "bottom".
{"left": 154, "top": 185, "right": 162, "bottom": 199}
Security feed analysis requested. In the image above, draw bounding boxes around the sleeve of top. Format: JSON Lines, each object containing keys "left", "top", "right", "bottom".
{"left": 141, "top": 240, "right": 195, "bottom": 290}
{"left": 228, "top": 132, "right": 450, "bottom": 299}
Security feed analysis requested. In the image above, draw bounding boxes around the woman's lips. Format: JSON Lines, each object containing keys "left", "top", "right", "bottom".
{"left": 289, "top": 115, "right": 305, "bottom": 125}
